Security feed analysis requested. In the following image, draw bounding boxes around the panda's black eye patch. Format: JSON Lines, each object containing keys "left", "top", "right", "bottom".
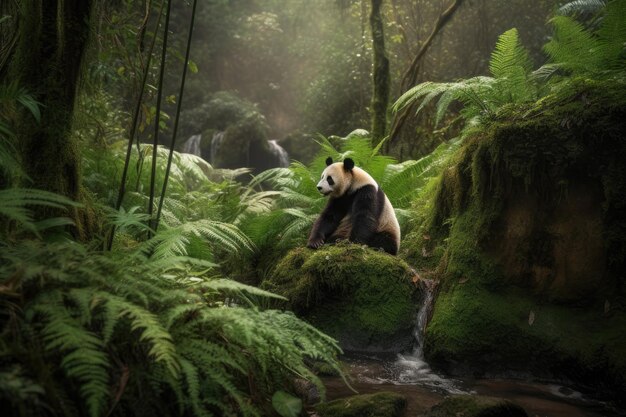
{"left": 327, "top": 176, "right": 334, "bottom": 186}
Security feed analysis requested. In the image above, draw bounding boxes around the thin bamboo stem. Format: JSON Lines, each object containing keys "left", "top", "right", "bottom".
{"left": 147, "top": 0, "right": 172, "bottom": 237}
{"left": 107, "top": 0, "right": 164, "bottom": 250}
{"left": 154, "top": 0, "right": 198, "bottom": 232}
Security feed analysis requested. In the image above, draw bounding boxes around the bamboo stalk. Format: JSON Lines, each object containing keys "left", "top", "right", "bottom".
{"left": 147, "top": 0, "right": 172, "bottom": 237}
{"left": 107, "top": 0, "right": 164, "bottom": 250}
{"left": 154, "top": 0, "right": 199, "bottom": 232}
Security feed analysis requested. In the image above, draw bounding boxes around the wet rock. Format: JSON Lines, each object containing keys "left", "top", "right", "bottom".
{"left": 315, "top": 392, "right": 407, "bottom": 417}
{"left": 263, "top": 243, "right": 419, "bottom": 353}
{"left": 292, "top": 378, "right": 320, "bottom": 405}
{"left": 424, "top": 395, "right": 528, "bottom": 417}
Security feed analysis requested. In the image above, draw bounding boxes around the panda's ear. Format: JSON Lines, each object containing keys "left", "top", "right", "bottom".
{"left": 325, "top": 157, "right": 333, "bottom": 166}
{"left": 343, "top": 158, "right": 355, "bottom": 171}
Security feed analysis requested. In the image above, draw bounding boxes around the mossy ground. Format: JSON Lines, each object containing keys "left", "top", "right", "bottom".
{"left": 315, "top": 392, "right": 407, "bottom": 417}
{"left": 401, "top": 84, "right": 626, "bottom": 402}
{"left": 264, "top": 243, "right": 419, "bottom": 352}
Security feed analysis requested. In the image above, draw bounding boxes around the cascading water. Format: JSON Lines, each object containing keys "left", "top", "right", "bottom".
{"left": 210, "top": 131, "right": 225, "bottom": 166}
{"left": 268, "top": 139, "right": 290, "bottom": 167}
{"left": 357, "top": 277, "right": 467, "bottom": 393}
{"left": 182, "top": 134, "right": 202, "bottom": 156}
{"left": 391, "top": 278, "right": 466, "bottom": 393}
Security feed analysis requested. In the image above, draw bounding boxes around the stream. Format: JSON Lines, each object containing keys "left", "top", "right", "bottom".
{"left": 321, "top": 279, "right": 625, "bottom": 417}
{"left": 322, "top": 354, "right": 624, "bottom": 417}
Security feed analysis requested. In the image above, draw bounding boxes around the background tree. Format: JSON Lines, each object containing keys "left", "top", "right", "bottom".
{"left": 370, "top": 0, "right": 390, "bottom": 143}
{"left": 2, "top": 1, "right": 94, "bottom": 236}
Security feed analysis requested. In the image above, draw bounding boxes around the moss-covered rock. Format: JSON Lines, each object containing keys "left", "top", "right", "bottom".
{"left": 315, "top": 392, "right": 407, "bottom": 417}
{"left": 264, "top": 243, "right": 419, "bottom": 353}
{"left": 424, "top": 395, "right": 527, "bottom": 417}
{"left": 180, "top": 91, "right": 285, "bottom": 172}
{"left": 279, "top": 131, "right": 319, "bottom": 165}
{"left": 413, "top": 85, "right": 626, "bottom": 402}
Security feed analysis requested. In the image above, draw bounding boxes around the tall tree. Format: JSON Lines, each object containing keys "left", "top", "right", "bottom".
{"left": 4, "top": 1, "right": 94, "bottom": 235}
{"left": 388, "top": 0, "right": 465, "bottom": 144}
{"left": 370, "top": 0, "right": 390, "bottom": 144}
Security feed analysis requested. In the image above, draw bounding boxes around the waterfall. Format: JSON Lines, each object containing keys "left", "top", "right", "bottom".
{"left": 182, "top": 134, "right": 202, "bottom": 156}
{"left": 210, "top": 131, "right": 225, "bottom": 166}
{"left": 412, "top": 278, "right": 437, "bottom": 359}
{"left": 268, "top": 139, "right": 290, "bottom": 167}
{"left": 388, "top": 277, "right": 465, "bottom": 393}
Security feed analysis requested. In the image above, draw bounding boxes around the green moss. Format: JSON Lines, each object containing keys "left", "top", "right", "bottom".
{"left": 425, "top": 282, "right": 626, "bottom": 395}
{"left": 425, "top": 395, "right": 527, "bottom": 417}
{"left": 315, "top": 392, "right": 406, "bottom": 417}
{"left": 412, "top": 84, "right": 626, "bottom": 402}
{"left": 265, "top": 243, "right": 419, "bottom": 352}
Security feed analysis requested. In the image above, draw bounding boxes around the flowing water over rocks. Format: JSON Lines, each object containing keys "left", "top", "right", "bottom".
{"left": 268, "top": 139, "right": 290, "bottom": 167}
{"left": 210, "top": 131, "right": 225, "bottom": 165}
{"left": 182, "top": 134, "right": 202, "bottom": 156}
{"left": 321, "top": 278, "right": 625, "bottom": 416}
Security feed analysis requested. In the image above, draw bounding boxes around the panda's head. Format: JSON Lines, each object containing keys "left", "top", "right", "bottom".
{"left": 316, "top": 157, "right": 376, "bottom": 197}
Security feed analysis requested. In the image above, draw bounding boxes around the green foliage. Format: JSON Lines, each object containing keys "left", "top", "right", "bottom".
{"left": 264, "top": 244, "right": 418, "bottom": 352}
{"left": 0, "top": 188, "right": 78, "bottom": 236}
{"left": 272, "top": 390, "right": 303, "bottom": 417}
{"left": 236, "top": 130, "right": 450, "bottom": 280}
{"left": 545, "top": 1, "right": 626, "bottom": 73}
{"left": 394, "top": 3, "right": 626, "bottom": 136}
{"left": 83, "top": 141, "right": 257, "bottom": 258}
{"left": 394, "top": 28, "right": 536, "bottom": 131}
{"left": 0, "top": 240, "right": 342, "bottom": 417}
{"left": 0, "top": 82, "right": 41, "bottom": 181}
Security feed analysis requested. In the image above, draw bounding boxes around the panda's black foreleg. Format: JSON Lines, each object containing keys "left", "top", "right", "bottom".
{"left": 349, "top": 185, "right": 379, "bottom": 245}
{"left": 307, "top": 196, "right": 351, "bottom": 249}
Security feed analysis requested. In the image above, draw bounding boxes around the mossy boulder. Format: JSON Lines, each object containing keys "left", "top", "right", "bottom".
{"left": 264, "top": 243, "right": 419, "bottom": 353}
{"left": 416, "top": 84, "right": 626, "bottom": 403}
{"left": 315, "top": 392, "right": 407, "bottom": 417}
{"left": 279, "top": 132, "right": 319, "bottom": 165}
{"left": 424, "top": 395, "right": 527, "bottom": 417}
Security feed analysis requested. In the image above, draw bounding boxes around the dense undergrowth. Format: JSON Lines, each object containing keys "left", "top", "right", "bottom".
{"left": 1, "top": 0, "right": 626, "bottom": 415}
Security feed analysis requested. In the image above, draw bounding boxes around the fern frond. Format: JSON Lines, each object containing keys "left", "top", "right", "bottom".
{"left": 596, "top": 0, "right": 626, "bottom": 70}
{"left": 103, "top": 293, "right": 180, "bottom": 376}
{"left": 544, "top": 15, "right": 602, "bottom": 72}
{"left": 145, "top": 220, "right": 255, "bottom": 260}
{"left": 2, "top": 239, "right": 342, "bottom": 417}
{"left": 32, "top": 295, "right": 110, "bottom": 417}
{"left": 179, "top": 358, "right": 210, "bottom": 417}
{"left": 490, "top": 28, "right": 533, "bottom": 78}
{"left": 0, "top": 188, "right": 78, "bottom": 234}
{"left": 197, "top": 278, "right": 287, "bottom": 302}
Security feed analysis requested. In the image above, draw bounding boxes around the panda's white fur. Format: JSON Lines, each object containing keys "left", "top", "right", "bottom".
{"left": 308, "top": 158, "right": 401, "bottom": 255}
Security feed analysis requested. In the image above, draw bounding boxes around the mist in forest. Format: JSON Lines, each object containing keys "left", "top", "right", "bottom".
{"left": 2, "top": 1, "right": 626, "bottom": 416}
{"left": 86, "top": 0, "right": 557, "bottom": 168}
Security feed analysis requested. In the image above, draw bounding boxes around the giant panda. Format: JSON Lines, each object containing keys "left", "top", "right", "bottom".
{"left": 307, "top": 157, "right": 401, "bottom": 255}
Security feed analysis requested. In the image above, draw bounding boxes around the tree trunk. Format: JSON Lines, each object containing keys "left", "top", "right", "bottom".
{"left": 388, "top": 0, "right": 464, "bottom": 145}
{"left": 370, "top": 0, "right": 390, "bottom": 145}
{"left": 7, "top": 1, "right": 94, "bottom": 237}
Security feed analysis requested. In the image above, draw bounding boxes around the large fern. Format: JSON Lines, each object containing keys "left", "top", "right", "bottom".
{"left": 394, "top": 28, "right": 537, "bottom": 132}
{"left": 237, "top": 130, "right": 451, "bottom": 274}
{"left": 0, "top": 240, "right": 342, "bottom": 417}
{"left": 396, "top": 3, "right": 626, "bottom": 137}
